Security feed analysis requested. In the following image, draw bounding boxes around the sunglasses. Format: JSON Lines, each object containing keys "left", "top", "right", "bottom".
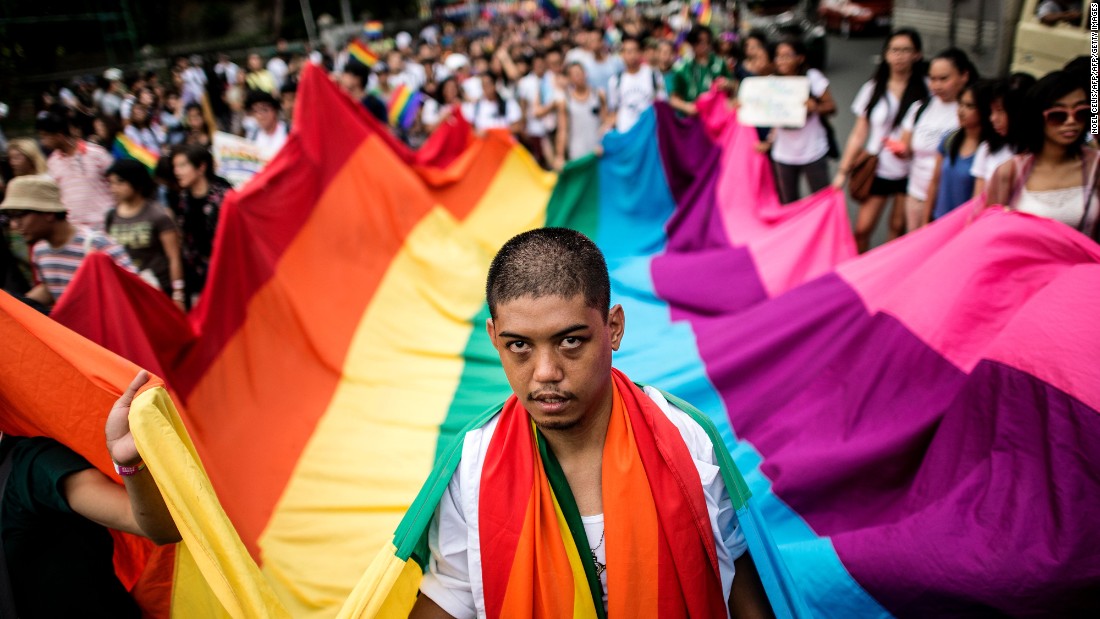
{"left": 1043, "top": 105, "right": 1090, "bottom": 126}
{"left": 2, "top": 210, "right": 33, "bottom": 220}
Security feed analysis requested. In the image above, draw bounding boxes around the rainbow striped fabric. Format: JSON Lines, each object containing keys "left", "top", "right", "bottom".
{"left": 4, "top": 64, "right": 1100, "bottom": 618}
{"left": 693, "top": 0, "right": 712, "bottom": 26}
{"left": 386, "top": 84, "right": 422, "bottom": 130}
{"left": 348, "top": 39, "right": 379, "bottom": 69}
{"left": 363, "top": 20, "right": 383, "bottom": 39}
{"left": 112, "top": 134, "right": 158, "bottom": 172}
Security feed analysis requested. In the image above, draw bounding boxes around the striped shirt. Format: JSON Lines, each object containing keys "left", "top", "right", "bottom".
{"left": 46, "top": 141, "right": 116, "bottom": 232}
{"left": 32, "top": 227, "right": 134, "bottom": 302}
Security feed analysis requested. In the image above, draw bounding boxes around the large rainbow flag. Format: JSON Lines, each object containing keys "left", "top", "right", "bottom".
{"left": 3, "top": 63, "right": 1098, "bottom": 617}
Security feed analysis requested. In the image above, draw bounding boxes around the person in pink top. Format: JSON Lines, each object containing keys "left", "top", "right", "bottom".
{"left": 36, "top": 108, "right": 115, "bottom": 232}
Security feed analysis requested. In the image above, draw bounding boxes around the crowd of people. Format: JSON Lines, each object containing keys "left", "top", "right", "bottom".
{"left": 0, "top": 7, "right": 1096, "bottom": 318}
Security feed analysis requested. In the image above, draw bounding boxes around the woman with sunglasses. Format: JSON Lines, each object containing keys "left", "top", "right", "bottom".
{"left": 987, "top": 70, "right": 1097, "bottom": 238}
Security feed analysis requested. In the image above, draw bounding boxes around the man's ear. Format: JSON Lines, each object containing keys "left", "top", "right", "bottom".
{"left": 607, "top": 304, "right": 625, "bottom": 351}
{"left": 486, "top": 316, "right": 497, "bottom": 346}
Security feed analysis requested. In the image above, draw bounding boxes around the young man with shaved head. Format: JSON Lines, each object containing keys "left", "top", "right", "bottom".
{"left": 409, "top": 228, "right": 773, "bottom": 618}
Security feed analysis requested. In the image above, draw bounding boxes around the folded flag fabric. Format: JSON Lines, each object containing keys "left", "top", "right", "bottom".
{"left": 386, "top": 84, "right": 423, "bottom": 130}
{"left": 112, "top": 135, "right": 158, "bottom": 172}
{"left": 348, "top": 40, "right": 379, "bottom": 69}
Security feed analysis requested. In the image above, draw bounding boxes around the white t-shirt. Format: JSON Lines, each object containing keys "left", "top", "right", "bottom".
{"left": 516, "top": 73, "right": 547, "bottom": 137}
{"left": 461, "top": 76, "right": 483, "bottom": 102}
{"left": 421, "top": 99, "right": 454, "bottom": 128}
{"left": 771, "top": 69, "right": 831, "bottom": 166}
{"left": 902, "top": 97, "right": 960, "bottom": 200}
{"left": 419, "top": 386, "right": 748, "bottom": 619}
{"left": 461, "top": 97, "right": 521, "bottom": 132}
{"left": 607, "top": 65, "right": 667, "bottom": 133}
{"left": 248, "top": 120, "right": 288, "bottom": 159}
{"left": 266, "top": 57, "right": 288, "bottom": 90}
{"left": 850, "top": 80, "right": 910, "bottom": 180}
{"left": 970, "top": 142, "right": 1014, "bottom": 183}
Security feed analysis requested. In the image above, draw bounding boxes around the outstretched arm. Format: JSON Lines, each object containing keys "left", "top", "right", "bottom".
{"left": 103, "top": 371, "right": 182, "bottom": 545}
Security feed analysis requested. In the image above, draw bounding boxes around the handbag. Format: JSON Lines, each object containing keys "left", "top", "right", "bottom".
{"left": 848, "top": 149, "right": 879, "bottom": 202}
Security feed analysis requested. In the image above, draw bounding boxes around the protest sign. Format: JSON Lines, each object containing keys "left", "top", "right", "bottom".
{"left": 213, "top": 131, "right": 269, "bottom": 188}
{"left": 737, "top": 76, "right": 810, "bottom": 128}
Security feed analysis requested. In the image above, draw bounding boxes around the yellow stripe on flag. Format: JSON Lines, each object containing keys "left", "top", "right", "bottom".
{"left": 130, "top": 387, "right": 290, "bottom": 618}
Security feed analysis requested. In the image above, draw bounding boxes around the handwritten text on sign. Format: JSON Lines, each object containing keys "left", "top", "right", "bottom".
{"left": 738, "top": 76, "right": 811, "bottom": 128}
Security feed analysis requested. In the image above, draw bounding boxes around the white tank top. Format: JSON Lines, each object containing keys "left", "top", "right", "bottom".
{"left": 1009, "top": 153, "right": 1100, "bottom": 236}
{"left": 1015, "top": 186, "right": 1099, "bottom": 231}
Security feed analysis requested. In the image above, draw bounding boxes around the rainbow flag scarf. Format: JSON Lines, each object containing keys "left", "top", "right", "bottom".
{"left": 348, "top": 40, "right": 379, "bottom": 68}
{"left": 386, "top": 84, "right": 422, "bottom": 130}
{"left": 478, "top": 369, "right": 734, "bottom": 618}
{"left": 112, "top": 134, "right": 158, "bottom": 172}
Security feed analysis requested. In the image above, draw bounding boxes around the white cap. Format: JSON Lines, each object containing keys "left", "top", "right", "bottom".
{"left": 444, "top": 53, "right": 469, "bottom": 72}
{"left": 104, "top": 67, "right": 123, "bottom": 81}
{"left": 395, "top": 31, "right": 412, "bottom": 50}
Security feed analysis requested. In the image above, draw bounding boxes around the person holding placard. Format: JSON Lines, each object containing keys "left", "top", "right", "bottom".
{"left": 763, "top": 38, "right": 836, "bottom": 205}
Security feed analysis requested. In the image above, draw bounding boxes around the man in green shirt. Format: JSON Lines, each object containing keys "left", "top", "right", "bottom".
{"left": 669, "top": 26, "right": 733, "bottom": 116}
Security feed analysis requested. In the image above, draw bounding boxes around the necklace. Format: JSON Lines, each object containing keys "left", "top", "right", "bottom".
{"left": 590, "top": 529, "right": 606, "bottom": 577}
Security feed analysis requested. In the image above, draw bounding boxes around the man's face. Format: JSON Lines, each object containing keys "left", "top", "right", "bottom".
{"left": 621, "top": 41, "right": 641, "bottom": 69}
{"left": 7, "top": 210, "right": 54, "bottom": 245}
{"left": 251, "top": 102, "right": 278, "bottom": 130}
{"left": 488, "top": 295, "right": 624, "bottom": 432}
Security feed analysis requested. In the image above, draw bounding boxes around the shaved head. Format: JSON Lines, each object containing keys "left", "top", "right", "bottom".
{"left": 486, "top": 228, "right": 610, "bottom": 320}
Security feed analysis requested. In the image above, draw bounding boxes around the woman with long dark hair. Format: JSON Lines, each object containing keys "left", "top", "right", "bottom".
{"left": 833, "top": 28, "right": 928, "bottom": 252}
{"left": 987, "top": 70, "right": 1097, "bottom": 239}
{"left": 898, "top": 47, "right": 976, "bottom": 233}
{"left": 970, "top": 73, "right": 1035, "bottom": 198}
{"left": 921, "top": 80, "right": 996, "bottom": 222}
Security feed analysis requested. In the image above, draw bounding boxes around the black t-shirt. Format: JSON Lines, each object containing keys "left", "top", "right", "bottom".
{"left": 0, "top": 436, "right": 140, "bottom": 618}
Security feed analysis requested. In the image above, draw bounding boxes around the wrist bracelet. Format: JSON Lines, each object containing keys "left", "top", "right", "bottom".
{"left": 113, "top": 460, "right": 146, "bottom": 476}
{"left": 171, "top": 279, "right": 185, "bottom": 290}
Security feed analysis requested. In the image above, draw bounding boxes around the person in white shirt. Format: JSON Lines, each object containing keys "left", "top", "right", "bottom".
{"left": 422, "top": 77, "right": 463, "bottom": 133}
{"left": 214, "top": 54, "right": 240, "bottom": 91}
{"left": 898, "top": 48, "right": 975, "bottom": 232}
{"left": 244, "top": 90, "right": 288, "bottom": 160}
{"left": 833, "top": 28, "right": 928, "bottom": 253}
{"left": 555, "top": 63, "right": 608, "bottom": 169}
{"left": 462, "top": 75, "right": 522, "bottom": 134}
{"left": 765, "top": 38, "right": 837, "bottom": 205}
{"left": 606, "top": 35, "right": 666, "bottom": 134}
{"left": 970, "top": 74, "right": 1035, "bottom": 198}
{"left": 516, "top": 54, "right": 552, "bottom": 167}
